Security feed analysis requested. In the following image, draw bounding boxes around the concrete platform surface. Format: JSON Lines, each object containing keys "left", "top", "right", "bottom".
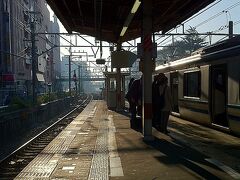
{"left": 14, "top": 101, "right": 240, "bottom": 180}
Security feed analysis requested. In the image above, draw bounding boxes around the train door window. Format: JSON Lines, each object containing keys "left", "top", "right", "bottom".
{"left": 173, "top": 77, "right": 179, "bottom": 85}
{"left": 110, "top": 78, "right": 116, "bottom": 90}
{"left": 184, "top": 71, "right": 201, "bottom": 98}
{"left": 171, "top": 73, "right": 179, "bottom": 112}
{"left": 211, "top": 64, "right": 227, "bottom": 127}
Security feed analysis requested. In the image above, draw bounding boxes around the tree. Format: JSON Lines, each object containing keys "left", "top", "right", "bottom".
{"left": 156, "top": 26, "right": 207, "bottom": 64}
{"left": 181, "top": 26, "right": 207, "bottom": 54}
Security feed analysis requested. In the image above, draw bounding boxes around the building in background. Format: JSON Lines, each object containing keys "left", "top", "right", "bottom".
{"left": 0, "top": 0, "right": 61, "bottom": 105}
{"left": 0, "top": 0, "right": 31, "bottom": 105}
{"left": 0, "top": 0, "right": 11, "bottom": 74}
{"left": 49, "top": 15, "right": 61, "bottom": 92}
{"left": 34, "top": 0, "right": 50, "bottom": 94}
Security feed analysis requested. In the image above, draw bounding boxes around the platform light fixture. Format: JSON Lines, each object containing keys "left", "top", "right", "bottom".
{"left": 131, "top": 0, "right": 141, "bottom": 13}
{"left": 120, "top": 0, "right": 141, "bottom": 37}
{"left": 120, "top": 26, "right": 128, "bottom": 37}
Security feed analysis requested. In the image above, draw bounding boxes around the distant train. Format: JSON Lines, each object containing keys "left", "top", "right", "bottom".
{"left": 155, "top": 36, "right": 240, "bottom": 135}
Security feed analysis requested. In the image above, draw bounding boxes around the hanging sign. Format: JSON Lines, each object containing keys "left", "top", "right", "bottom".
{"left": 143, "top": 34, "right": 153, "bottom": 52}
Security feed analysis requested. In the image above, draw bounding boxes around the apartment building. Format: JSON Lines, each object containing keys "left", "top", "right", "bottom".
{"left": 48, "top": 15, "right": 61, "bottom": 91}
{"left": 0, "top": 0, "right": 60, "bottom": 105}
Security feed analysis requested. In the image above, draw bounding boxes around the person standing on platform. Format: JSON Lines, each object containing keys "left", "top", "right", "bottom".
{"left": 159, "top": 75, "right": 173, "bottom": 134}
{"left": 152, "top": 74, "right": 160, "bottom": 128}
{"left": 152, "top": 73, "right": 165, "bottom": 131}
{"left": 127, "top": 77, "right": 142, "bottom": 129}
{"left": 125, "top": 78, "right": 135, "bottom": 112}
{"left": 128, "top": 78, "right": 135, "bottom": 91}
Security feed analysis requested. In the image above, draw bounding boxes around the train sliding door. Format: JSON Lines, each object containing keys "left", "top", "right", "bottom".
{"left": 211, "top": 64, "right": 228, "bottom": 127}
{"left": 170, "top": 72, "right": 179, "bottom": 113}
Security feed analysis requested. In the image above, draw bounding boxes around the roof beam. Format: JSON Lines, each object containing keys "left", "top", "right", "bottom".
{"left": 62, "top": 0, "right": 77, "bottom": 28}
{"left": 77, "top": 0, "right": 85, "bottom": 27}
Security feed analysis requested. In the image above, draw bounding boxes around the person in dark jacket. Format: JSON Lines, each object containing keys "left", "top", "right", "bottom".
{"left": 152, "top": 75, "right": 160, "bottom": 128}
{"left": 126, "top": 78, "right": 135, "bottom": 112}
{"left": 159, "top": 76, "right": 173, "bottom": 134}
{"left": 128, "top": 78, "right": 135, "bottom": 91}
{"left": 127, "top": 77, "right": 142, "bottom": 128}
{"left": 152, "top": 73, "right": 165, "bottom": 130}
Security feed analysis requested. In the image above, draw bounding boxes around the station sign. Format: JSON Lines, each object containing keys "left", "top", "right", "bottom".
{"left": 111, "top": 50, "right": 137, "bottom": 68}
{"left": 1, "top": 74, "right": 15, "bottom": 82}
{"left": 96, "top": 59, "right": 106, "bottom": 64}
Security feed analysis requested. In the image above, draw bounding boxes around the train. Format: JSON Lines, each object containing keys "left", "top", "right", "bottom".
{"left": 155, "top": 36, "right": 240, "bottom": 135}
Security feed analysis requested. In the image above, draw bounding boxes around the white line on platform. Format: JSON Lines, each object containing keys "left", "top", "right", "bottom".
{"left": 108, "top": 115, "right": 124, "bottom": 177}
{"left": 205, "top": 158, "right": 240, "bottom": 179}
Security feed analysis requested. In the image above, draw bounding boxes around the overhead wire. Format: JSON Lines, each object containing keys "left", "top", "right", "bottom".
{"left": 194, "top": 1, "right": 240, "bottom": 28}
{"left": 182, "top": 0, "right": 223, "bottom": 24}
{"left": 159, "top": 0, "right": 223, "bottom": 37}
{"left": 157, "top": 1, "right": 240, "bottom": 48}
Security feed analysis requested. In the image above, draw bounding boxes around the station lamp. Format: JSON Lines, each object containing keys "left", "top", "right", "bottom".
{"left": 131, "top": 0, "right": 141, "bottom": 13}
{"left": 120, "top": 0, "right": 141, "bottom": 37}
{"left": 120, "top": 27, "right": 128, "bottom": 37}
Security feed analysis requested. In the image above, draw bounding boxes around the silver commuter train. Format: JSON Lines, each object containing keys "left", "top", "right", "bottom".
{"left": 155, "top": 36, "right": 240, "bottom": 135}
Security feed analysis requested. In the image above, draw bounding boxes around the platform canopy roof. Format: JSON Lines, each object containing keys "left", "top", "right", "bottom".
{"left": 47, "top": 0, "right": 215, "bottom": 43}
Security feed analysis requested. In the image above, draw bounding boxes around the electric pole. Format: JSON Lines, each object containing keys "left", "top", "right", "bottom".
{"left": 229, "top": 21, "right": 233, "bottom": 39}
{"left": 73, "top": 70, "right": 77, "bottom": 94}
{"left": 78, "top": 65, "right": 81, "bottom": 95}
{"left": 31, "top": 20, "right": 37, "bottom": 105}
{"left": 68, "top": 54, "right": 71, "bottom": 96}
{"left": 68, "top": 38, "right": 72, "bottom": 96}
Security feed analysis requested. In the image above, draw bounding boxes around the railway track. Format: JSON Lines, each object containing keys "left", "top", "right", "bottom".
{"left": 0, "top": 94, "right": 93, "bottom": 180}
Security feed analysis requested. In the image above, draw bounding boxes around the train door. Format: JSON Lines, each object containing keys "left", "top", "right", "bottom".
{"left": 170, "top": 72, "right": 179, "bottom": 113}
{"left": 211, "top": 64, "right": 228, "bottom": 127}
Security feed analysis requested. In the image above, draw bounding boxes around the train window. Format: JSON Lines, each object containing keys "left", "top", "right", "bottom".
{"left": 173, "top": 77, "right": 179, "bottom": 85}
{"left": 184, "top": 71, "right": 201, "bottom": 98}
{"left": 110, "top": 78, "right": 116, "bottom": 90}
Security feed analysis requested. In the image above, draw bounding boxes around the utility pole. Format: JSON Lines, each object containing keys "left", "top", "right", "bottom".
{"left": 68, "top": 37, "right": 73, "bottom": 96}
{"left": 229, "top": 21, "right": 233, "bottom": 39}
{"left": 81, "top": 65, "right": 84, "bottom": 93}
{"left": 30, "top": 20, "right": 37, "bottom": 105}
{"left": 73, "top": 70, "right": 77, "bottom": 94}
{"left": 78, "top": 65, "right": 81, "bottom": 95}
{"left": 68, "top": 54, "right": 71, "bottom": 96}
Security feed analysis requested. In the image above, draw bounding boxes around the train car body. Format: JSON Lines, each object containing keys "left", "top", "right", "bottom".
{"left": 155, "top": 36, "right": 240, "bottom": 135}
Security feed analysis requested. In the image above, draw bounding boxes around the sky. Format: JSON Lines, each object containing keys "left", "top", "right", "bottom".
{"left": 177, "top": 0, "right": 240, "bottom": 42}
{"left": 47, "top": 0, "right": 240, "bottom": 62}
{"left": 185, "top": 0, "right": 240, "bottom": 34}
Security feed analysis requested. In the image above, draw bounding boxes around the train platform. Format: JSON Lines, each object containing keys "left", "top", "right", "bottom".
{"left": 15, "top": 100, "right": 240, "bottom": 180}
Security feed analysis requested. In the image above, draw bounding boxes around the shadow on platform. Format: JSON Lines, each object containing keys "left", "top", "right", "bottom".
{"left": 145, "top": 136, "right": 222, "bottom": 180}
